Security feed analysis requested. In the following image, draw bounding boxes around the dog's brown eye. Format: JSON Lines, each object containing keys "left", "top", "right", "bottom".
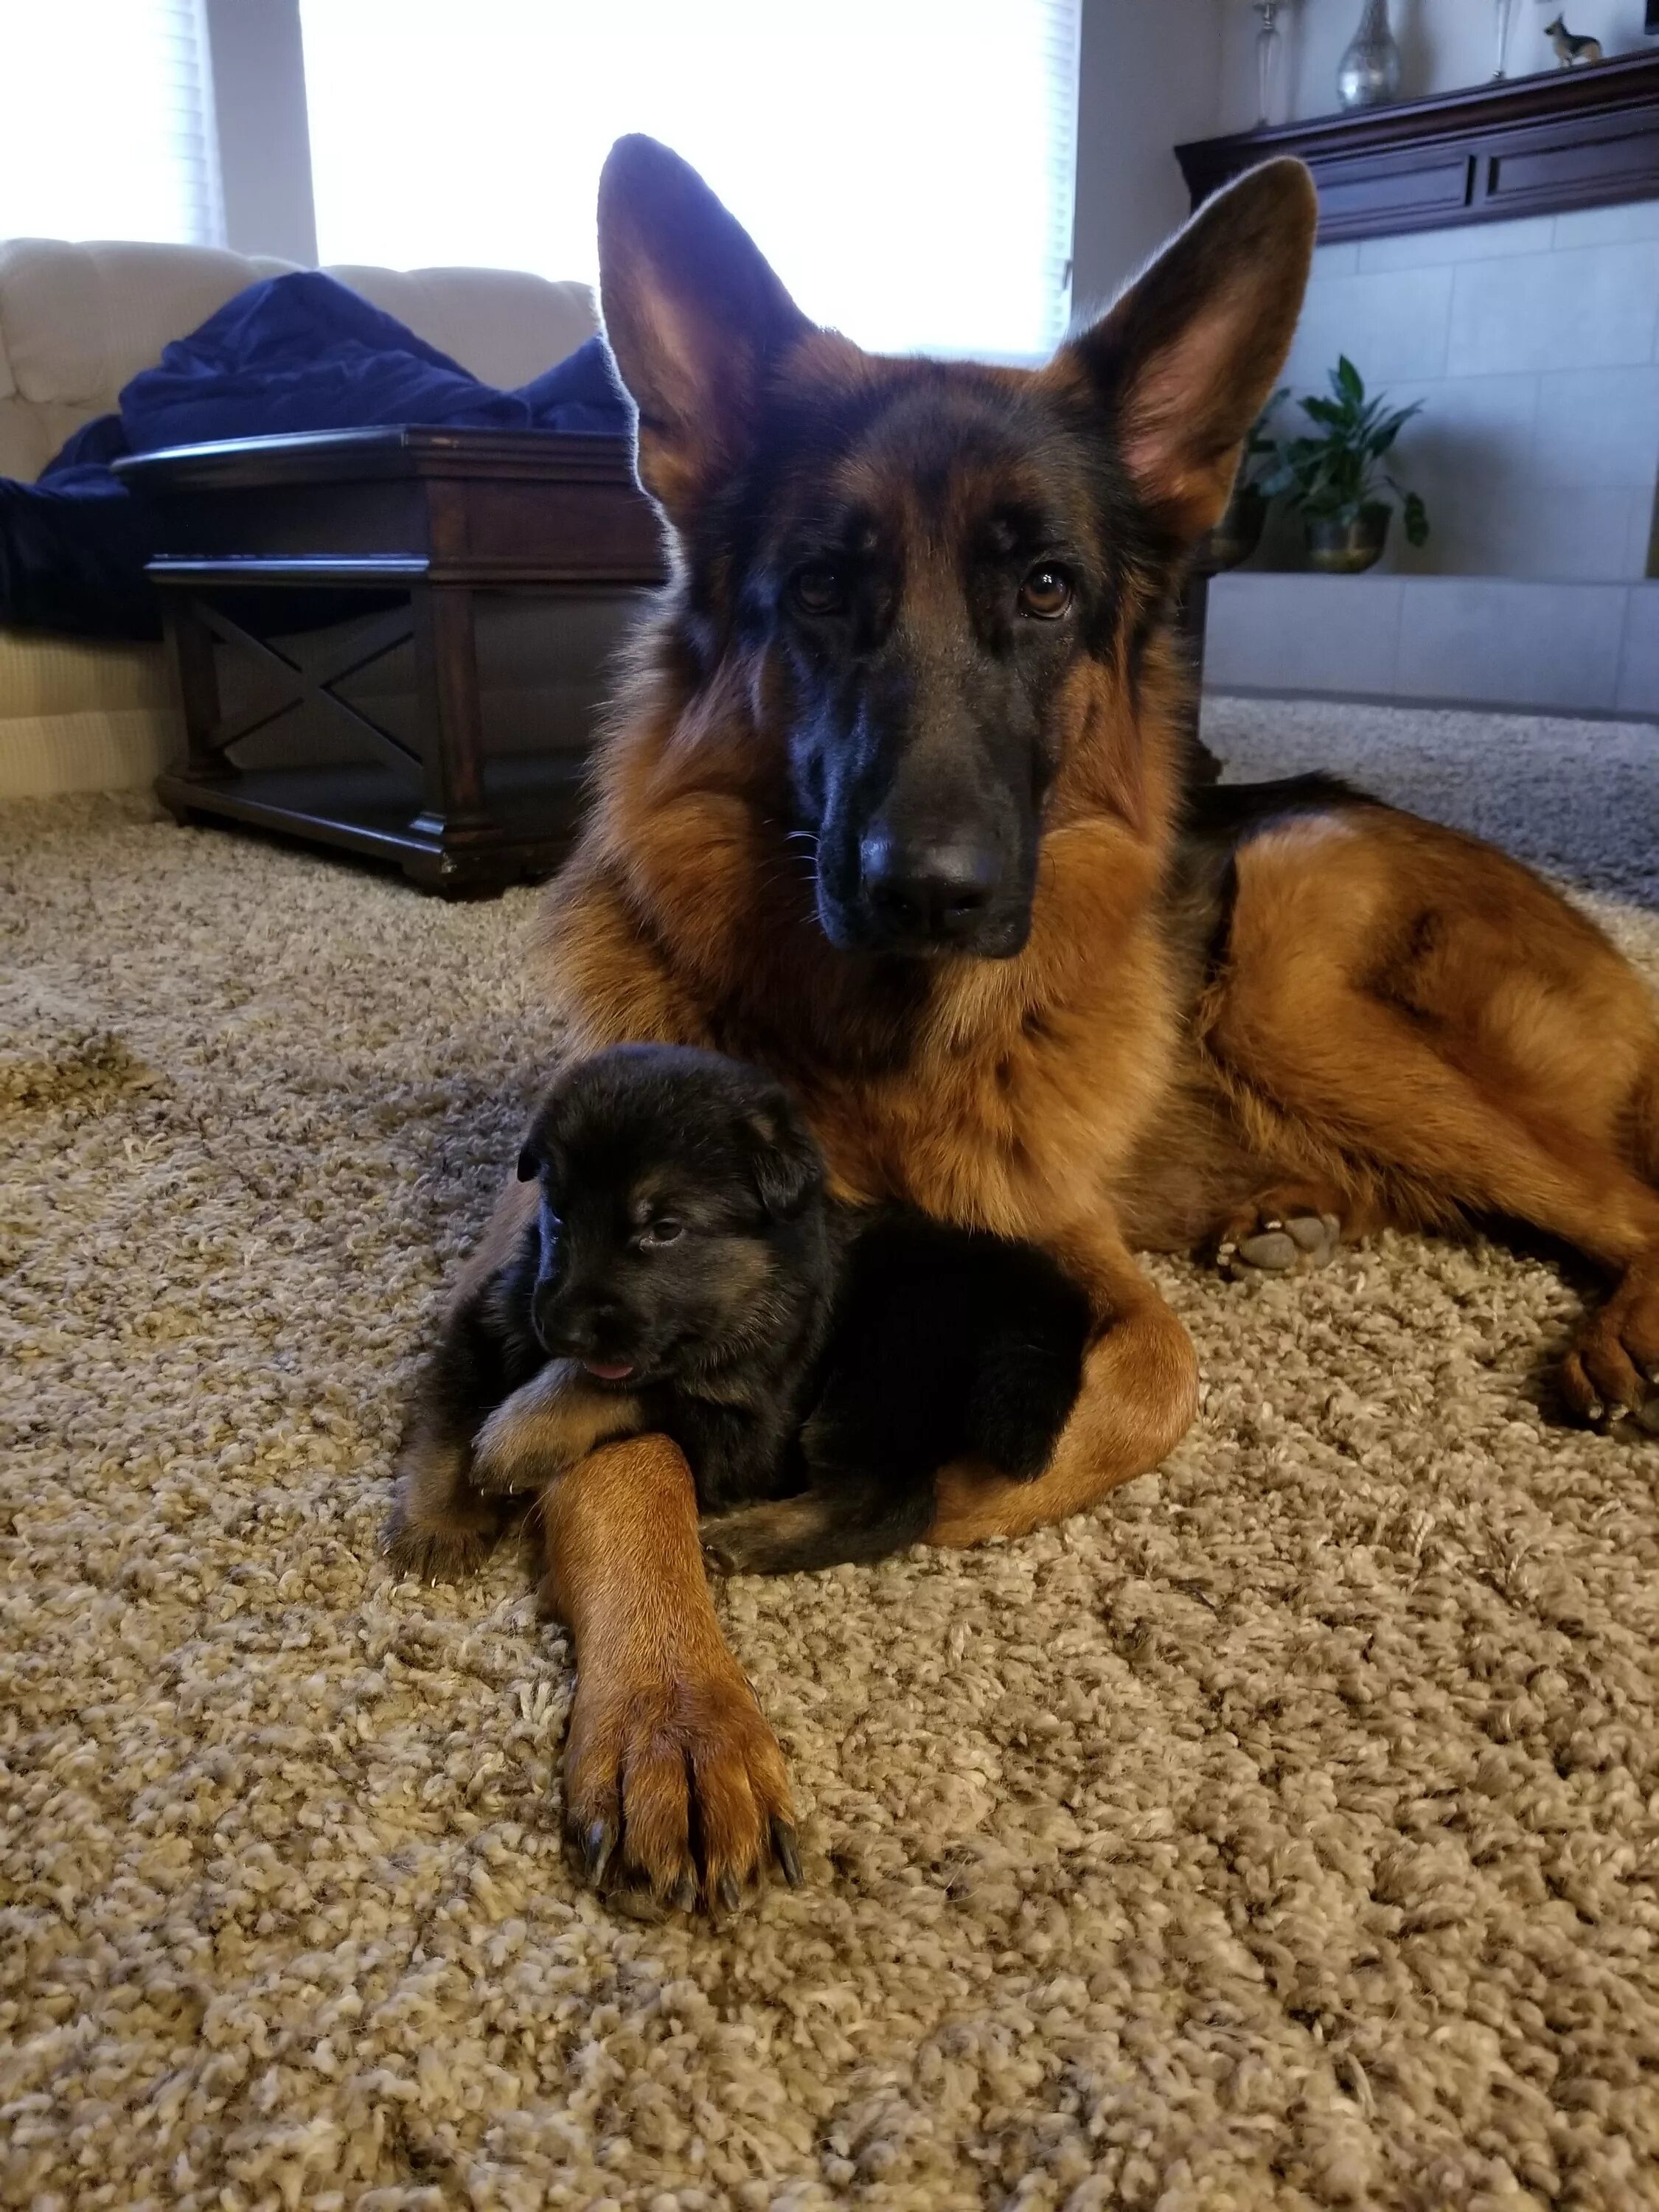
{"left": 1018, "top": 566, "right": 1073, "bottom": 619}
{"left": 640, "top": 1217, "right": 684, "bottom": 1250}
{"left": 791, "top": 564, "right": 846, "bottom": 617}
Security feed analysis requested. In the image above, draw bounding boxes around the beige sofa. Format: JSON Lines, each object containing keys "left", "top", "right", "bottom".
{"left": 0, "top": 240, "right": 599, "bottom": 802}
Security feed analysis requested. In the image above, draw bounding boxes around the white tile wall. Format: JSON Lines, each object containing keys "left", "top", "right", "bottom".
{"left": 1288, "top": 264, "right": 1455, "bottom": 383}
{"left": 1265, "top": 203, "right": 1659, "bottom": 587}
{"left": 1447, "top": 241, "right": 1659, "bottom": 378}
{"left": 1354, "top": 215, "right": 1556, "bottom": 273}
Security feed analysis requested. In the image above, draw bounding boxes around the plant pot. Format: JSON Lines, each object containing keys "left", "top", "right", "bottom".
{"left": 1201, "top": 481, "right": 1267, "bottom": 571}
{"left": 1305, "top": 505, "right": 1391, "bottom": 574}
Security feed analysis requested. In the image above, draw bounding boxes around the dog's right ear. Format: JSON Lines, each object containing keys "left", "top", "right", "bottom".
{"left": 744, "top": 1095, "right": 824, "bottom": 1222}
{"left": 1054, "top": 158, "right": 1317, "bottom": 550}
{"left": 597, "top": 134, "right": 813, "bottom": 526}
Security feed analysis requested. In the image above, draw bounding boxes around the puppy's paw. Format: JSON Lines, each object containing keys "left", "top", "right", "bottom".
{"left": 383, "top": 1478, "right": 506, "bottom": 1583}
{"left": 472, "top": 1363, "right": 636, "bottom": 1495}
{"left": 472, "top": 1399, "right": 563, "bottom": 1495}
{"left": 701, "top": 1495, "right": 832, "bottom": 1576}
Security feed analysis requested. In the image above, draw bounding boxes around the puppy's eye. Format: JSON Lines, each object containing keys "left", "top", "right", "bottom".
{"left": 639, "top": 1217, "right": 684, "bottom": 1251}
{"left": 791, "top": 563, "right": 847, "bottom": 617}
{"left": 1018, "top": 565, "right": 1073, "bottom": 620}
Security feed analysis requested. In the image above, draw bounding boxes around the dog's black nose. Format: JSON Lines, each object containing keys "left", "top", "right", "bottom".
{"left": 859, "top": 835, "right": 1000, "bottom": 945}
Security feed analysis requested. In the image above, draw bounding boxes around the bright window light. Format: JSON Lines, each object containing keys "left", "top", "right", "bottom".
{"left": 298, "top": 0, "right": 1080, "bottom": 361}
{"left": 0, "top": 0, "right": 222, "bottom": 246}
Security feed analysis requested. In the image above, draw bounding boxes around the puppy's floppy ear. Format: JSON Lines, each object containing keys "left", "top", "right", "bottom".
{"left": 597, "top": 133, "right": 813, "bottom": 526}
{"left": 1055, "top": 158, "right": 1317, "bottom": 548}
{"left": 743, "top": 1094, "right": 824, "bottom": 1222}
{"left": 516, "top": 1146, "right": 540, "bottom": 1183}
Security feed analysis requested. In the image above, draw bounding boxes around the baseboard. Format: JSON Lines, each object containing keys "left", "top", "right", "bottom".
{"left": 1203, "top": 684, "right": 1659, "bottom": 728}
{"left": 1205, "top": 572, "right": 1659, "bottom": 720}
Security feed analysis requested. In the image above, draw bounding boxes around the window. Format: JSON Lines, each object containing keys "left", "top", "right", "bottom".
{"left": 297, "top": 0, "right": 1079, "bottom": 361}
{"left": 0, "top": 0, "right": 223, "bottom": 247}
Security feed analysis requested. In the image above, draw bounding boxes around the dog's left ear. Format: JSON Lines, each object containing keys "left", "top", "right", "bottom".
{"left": 597, "top": 134, "right": 813, "bottom": 526}
{"left": 1056, "top": 158, "right": 1317, "bottom": 548}
{"left": 744, "top": 1095, "right": 824, "bottom": 1222}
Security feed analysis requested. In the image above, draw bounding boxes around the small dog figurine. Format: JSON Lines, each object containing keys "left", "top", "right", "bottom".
{"left": 1544, "top": 16, "right": 1604, "bottom": 65}
{"left": 386, "top": 1044, "right": 1088, "bottom": 1579}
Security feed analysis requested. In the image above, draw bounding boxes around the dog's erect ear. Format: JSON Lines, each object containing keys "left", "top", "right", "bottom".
{"left": 515, "top": 1146, "right": 540, "bottom": 1183}
{"left": 743, "top": 1095, "right": 824, "bottom": 1222}
{"left": 597, "top": 134, "right": 813, "bottom": 524}
{"left": 1057, "top": 159, "right": 1317, "bottom": 548}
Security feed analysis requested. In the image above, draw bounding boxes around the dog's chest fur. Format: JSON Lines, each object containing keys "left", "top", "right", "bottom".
{"left": 551, "top": 841, "right": 1176, "bottom": 1249}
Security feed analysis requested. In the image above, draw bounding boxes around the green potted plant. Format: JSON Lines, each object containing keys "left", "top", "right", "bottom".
{"left": 1262, "top": 355, "right": 1430, "bottom": 573}
{"left": 1202, "top": 389, "right": 1286, "bottom": 571}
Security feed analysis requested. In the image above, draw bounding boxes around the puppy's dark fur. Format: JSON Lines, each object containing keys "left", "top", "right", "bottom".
{"left": 389, "top": 1045, "right": 1088, "bottom": 1576}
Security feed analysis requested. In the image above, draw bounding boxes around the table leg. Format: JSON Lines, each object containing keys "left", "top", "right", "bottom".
{"left": 163, "top": 594, "right": 233, "bottom": 788}
{"left": 411, "top": 583, "right": 490, "bottom": 844}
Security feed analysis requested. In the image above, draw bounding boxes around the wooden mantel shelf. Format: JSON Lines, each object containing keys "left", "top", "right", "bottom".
{"left": 1176, "top": 49, "right": 1659, "bottom": 240}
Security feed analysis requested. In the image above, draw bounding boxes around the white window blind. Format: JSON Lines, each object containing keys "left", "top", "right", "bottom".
{"left": 0, "top": 0, "right": 223, "bottom": 246}
{"left": 298, "top": 0, "right": 1081, "bottom": 361}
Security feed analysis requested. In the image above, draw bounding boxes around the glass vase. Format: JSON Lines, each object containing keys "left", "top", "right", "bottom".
{"left": 1254, "top": 2, "right": 1284, "bottom": 128}
{"left": 1337, "top": 0, "right": 1402, "bottom": 111}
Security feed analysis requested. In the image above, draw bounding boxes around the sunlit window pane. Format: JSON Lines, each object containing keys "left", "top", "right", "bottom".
{"left": 299, "top": 0, "right": 1079, "bottom": 360}
{"left": 0, "top": 0, "right": 222, "bottom": 246}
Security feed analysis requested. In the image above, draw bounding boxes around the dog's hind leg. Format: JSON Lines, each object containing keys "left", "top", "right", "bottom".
{"left": 1203, "top": 808, "right": 1659, "bottom": 1430}
{"left": 1214, "top": 1178, "right": 1374, "bottom": 1277}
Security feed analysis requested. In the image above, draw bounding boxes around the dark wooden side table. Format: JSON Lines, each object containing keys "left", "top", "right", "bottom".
{"left": 115, "top": 426, "right": 666, "bottom": 893}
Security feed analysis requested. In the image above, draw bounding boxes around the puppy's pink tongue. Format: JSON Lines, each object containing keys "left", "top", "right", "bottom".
{"left": 582, "top": 1360, "right": 635, "bottom": 1382}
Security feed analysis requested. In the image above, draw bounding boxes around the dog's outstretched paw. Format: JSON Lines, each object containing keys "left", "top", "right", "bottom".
{"left": 560, "top": 1654, "right": 801, "bottom": 1913}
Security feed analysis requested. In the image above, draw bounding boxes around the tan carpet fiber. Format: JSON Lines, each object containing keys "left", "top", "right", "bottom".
{"left": 4, "top": 699, "right": 1658, "bottom": 2211}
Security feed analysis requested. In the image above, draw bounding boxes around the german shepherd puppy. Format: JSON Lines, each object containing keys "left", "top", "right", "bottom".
{"left": 441, "top": 139, "right": 1659, "bottom": 1910}
{"left": 388, "top": 1045, "right": 1088, "bottom": 1585}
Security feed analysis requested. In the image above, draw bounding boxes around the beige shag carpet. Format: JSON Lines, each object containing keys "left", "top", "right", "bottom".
{"left": 3, "top": 697, "right": 1658, "bottom": 2212}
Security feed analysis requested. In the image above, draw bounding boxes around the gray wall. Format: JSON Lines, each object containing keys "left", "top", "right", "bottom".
{"left": 1071, "top": 0, "right": 1220, "bottom": 317}
{"left": 204, "top": 0, "right": 317, "bottom": 263}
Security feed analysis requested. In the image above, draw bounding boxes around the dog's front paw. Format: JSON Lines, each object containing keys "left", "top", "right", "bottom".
{"left": 562, "top": 1652, "right": 801, "bottom": 1913}
{"left": 383, "top": 1476, "right": 507, "bottom": 1582}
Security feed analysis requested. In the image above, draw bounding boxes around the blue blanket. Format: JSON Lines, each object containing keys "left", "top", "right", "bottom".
{"left": 0, "top": 271, "right": 630, "bottom": 639}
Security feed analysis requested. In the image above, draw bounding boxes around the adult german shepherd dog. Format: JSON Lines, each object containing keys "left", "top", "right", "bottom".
{"left": 407, "top": 138, "right": 1659, "bottom": 1912}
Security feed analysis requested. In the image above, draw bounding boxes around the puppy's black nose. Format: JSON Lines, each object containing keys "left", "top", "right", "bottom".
{"left": 859, "top": 835, "right": 1000, "bottom": 945}
{"left": 535, "top": 1296, "right": 624, "bottom": 1358}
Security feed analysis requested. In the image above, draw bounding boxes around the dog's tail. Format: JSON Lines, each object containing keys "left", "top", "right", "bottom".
{"left": 700, "top": 1472, "right": 936, "bottom": 1577}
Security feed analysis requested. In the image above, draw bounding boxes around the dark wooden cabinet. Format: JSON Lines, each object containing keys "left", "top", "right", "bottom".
{"left": 1176, "top": 50, "right": 1659, "bottom": 240}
